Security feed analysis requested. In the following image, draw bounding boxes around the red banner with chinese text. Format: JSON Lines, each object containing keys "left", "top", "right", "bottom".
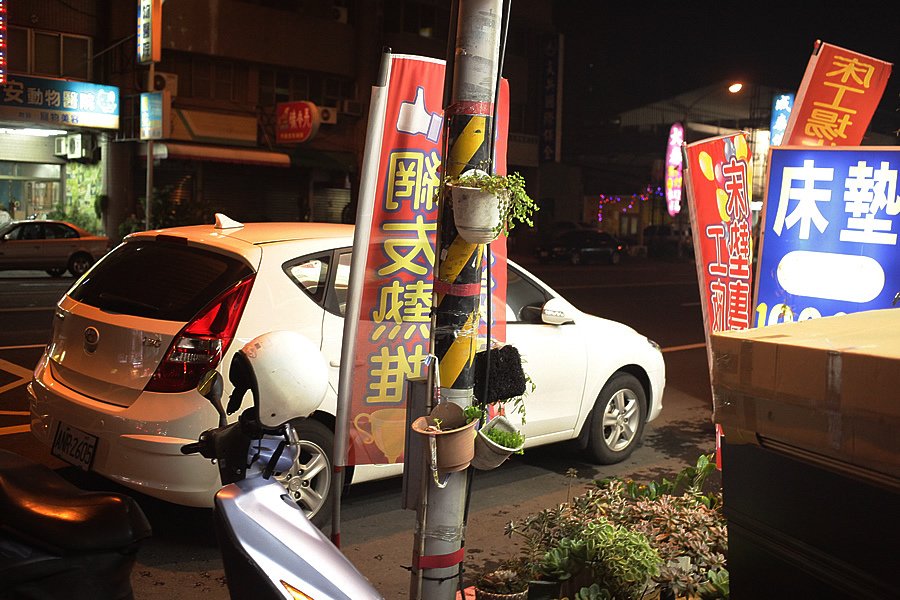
{"left": 783, "top": 41, "right": 892, "bottom": 147}
{"left": 346, "top": 55, "right": 509, "bottom": 466}
{"left": 684, "top": 132, "right": 754, "bottom": 469}
{"left": 684, "top": 133, "right": 754, "bottom": 354}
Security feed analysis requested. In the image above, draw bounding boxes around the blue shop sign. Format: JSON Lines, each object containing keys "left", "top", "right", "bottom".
{"left": 0, "top": 74, "right": 119, "bottom": 129}
{"left": 768, "top": 93, "right": 794, "bottom": 147}
{"left": 755, "top": 147, "right": 900, "bottom": 326}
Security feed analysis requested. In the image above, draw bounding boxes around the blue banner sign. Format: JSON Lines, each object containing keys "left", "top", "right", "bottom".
{"left": 0, "top": 74, "right": 119, "bottom": 129}
{"left": 768, "top": 93, "right": 794, "bottom": 147}
{"left": 756, "top": 147, "right": 900, "bottom": 326}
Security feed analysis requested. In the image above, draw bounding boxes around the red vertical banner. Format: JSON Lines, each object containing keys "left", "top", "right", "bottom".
{"left": 683, "top": 132, "right": 753, "bottom": 467}
{"left": 343, "top": 56, "right": 510, "bottom": 466}
{"left": 684, "top": 132, "right": 754, "bottom": 347}
{"left": 783, "top": 41, "right": 892, "bottom": 147}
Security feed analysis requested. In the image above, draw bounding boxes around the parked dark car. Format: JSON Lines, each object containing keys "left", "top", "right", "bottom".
{"left": 536, "top": 229, "right": 625, "bottom": 265}
{"left": 0, "top": 220, "right": 109, "bottom": 277}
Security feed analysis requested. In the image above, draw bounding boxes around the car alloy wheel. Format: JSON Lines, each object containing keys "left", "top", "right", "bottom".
{"left": 275, "top": 419, "right": 334, "bottom": 528}
{"left": 587, "top": 372, "right": 647, "bottom": 464}
{"left": 68, "top": 253, "right": 94, "bottom": 276}
{"left": 569, "top": 251, "right": 582, "bottom": 265}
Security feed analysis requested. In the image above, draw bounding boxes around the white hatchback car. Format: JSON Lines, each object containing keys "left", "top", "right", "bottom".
{"left": 29, "top": 217, "right": 665, "bottom": 526}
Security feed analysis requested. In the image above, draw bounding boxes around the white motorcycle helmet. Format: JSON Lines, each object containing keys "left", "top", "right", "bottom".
{"left": 228, "top": 330, "right": 328, "bottom": 428}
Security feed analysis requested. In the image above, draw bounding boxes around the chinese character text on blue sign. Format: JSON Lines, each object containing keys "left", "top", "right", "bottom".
{"left": 756, "top": 147, "right": 900, "bottom": 326}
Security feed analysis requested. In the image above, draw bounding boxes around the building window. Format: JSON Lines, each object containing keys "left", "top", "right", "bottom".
{"left": 7, "top": 27, "right": 91, "bottom": 80}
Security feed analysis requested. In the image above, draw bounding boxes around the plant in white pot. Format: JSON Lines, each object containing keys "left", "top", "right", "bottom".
{"left": 449, "top": 169, "right": 538, "bottom": 244}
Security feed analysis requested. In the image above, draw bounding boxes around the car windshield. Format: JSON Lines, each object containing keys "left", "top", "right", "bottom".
{"left": 68, "top": 240, "right": 254, "bottom": 321}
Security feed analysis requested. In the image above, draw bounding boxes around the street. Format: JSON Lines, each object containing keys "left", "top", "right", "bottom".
{"left": 0, "top": 254, "right": 714, "bottom": 599}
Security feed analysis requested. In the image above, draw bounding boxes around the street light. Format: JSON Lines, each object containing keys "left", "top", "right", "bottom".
{"left": 681, "top": 80, "right": 744, "bottom": 136}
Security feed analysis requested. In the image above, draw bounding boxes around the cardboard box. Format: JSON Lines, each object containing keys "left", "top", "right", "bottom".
{"left": 711, "top": 309, "right": 900, "bottom": 482}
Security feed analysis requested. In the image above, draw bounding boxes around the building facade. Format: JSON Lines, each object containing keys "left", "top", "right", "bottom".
{"left": 2, "top": 0, "right": 572, "bottom": 241}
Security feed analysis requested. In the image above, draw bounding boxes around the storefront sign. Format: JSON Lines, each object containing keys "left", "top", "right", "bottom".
{"left": 665, "top": 123, "right": 684, "bottom": 216}
{"left": 275, "top": 101, "right": 321, "bottom": 143}
{"left": 755, "top": 147, "right": 900, "bottom": 326}
{"left": 769, "top": 92, "right": 794, "bottom": 146}
{"left": 684, "top": 132, "right": 754, "bottom": 340}
{"left": 336, "top": 54, "right": 510, "bottom": 467}
{"left": 782, "top": 41, "right": 892, "bottom": 147}
{"left": 0, "top": 0, "right": 8, "bottom": 85}
{"left": 540, "top": 34, "right": 561, "bottom": 163}
{"left": 137, "top": 0, "right": 162, "bottom": 65}
{"left": 0, "top": 74, "right": 119, "bottom": 129}
{"left": 140, "top": 91, "right": 167, "bottom": 140}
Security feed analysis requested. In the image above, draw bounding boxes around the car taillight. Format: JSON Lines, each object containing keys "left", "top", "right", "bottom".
{"left": 145, "top": 275, "right": 255, "bottom": 393}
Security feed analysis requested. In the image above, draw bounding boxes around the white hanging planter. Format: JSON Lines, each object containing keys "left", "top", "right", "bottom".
{"left": 472, "top": 415, "right": 524, "bottom": 471}
{"left": 451, "top": 184, "right": 504, "bottom": 245}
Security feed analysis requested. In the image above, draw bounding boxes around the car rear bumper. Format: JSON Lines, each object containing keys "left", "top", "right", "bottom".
{"left": 29, "top": 352, "right": 221, "bottom": 508}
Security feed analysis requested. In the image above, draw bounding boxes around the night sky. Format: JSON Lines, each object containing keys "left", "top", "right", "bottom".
{"left": 563, "top": 2, "right": 900, "bottom": 122}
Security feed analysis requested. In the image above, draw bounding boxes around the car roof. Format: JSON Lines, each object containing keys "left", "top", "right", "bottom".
{"left": 126, "top": 221, "right": 355, "bottom": 262}
{"left": 2, "top": 219, "right": 97, "bottom": 236}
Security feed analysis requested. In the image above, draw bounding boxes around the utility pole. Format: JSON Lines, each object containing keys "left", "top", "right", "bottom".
{"left": 411, "top": 1, "right": 503, "bottom": 599}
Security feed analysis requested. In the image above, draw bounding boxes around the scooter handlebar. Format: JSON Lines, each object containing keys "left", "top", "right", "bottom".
{"left": 180, "top": 442, "right": 203, "bottom": 455}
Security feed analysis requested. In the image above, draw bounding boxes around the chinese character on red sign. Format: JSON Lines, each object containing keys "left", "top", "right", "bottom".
{"left": 275, "top": 101, "right": 321, "bottom": 143}
{"left": 783, "top": 41, "right": 892, "bottom": 148}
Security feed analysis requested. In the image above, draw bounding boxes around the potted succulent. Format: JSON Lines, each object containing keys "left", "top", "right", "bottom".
{"left": 475, "top": 568, "right": 530, "bottom": 600}
{"left": 449, "top": 169, "right": 538, "bottom": 244}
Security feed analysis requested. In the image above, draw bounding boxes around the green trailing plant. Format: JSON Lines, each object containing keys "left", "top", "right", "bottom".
{"left": 464, "top": 405, "right": 484, "bottom": 424}
{"left": 451, "top": 169, "right": 538, "bottom": 237}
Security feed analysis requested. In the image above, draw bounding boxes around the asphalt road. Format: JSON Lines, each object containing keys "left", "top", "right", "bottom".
{"left": 0, "top": 255, "right": 714, "bottom": 599}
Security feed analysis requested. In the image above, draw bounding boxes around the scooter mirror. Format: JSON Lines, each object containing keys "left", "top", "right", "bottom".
{"left": 197, "top": 370, "right": 228, "bottom": 427}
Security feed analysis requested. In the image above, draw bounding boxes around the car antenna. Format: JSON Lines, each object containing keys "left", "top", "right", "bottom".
{"left": 214, "top": 213, "right": 244, "bottom": 230}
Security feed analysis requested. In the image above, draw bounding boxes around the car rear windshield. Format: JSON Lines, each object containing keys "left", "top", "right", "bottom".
{"left": 68, "top": 240, "right": 254, "bottom": 321}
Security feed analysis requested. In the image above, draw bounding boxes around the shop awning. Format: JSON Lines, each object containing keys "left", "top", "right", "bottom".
{"left": 140, "top": 142, "right": 291, "bottom": 167}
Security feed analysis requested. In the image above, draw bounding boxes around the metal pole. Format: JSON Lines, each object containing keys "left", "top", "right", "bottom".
{"left": 145, "top": 63, "right": 155, "bottom": 230}
{"left": 414, "top": 2, "right": 503, "bottom": 598}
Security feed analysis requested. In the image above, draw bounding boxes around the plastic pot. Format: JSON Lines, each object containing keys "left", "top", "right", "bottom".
{"left": 472, "top": 415, "right": 524, "bottom": 471}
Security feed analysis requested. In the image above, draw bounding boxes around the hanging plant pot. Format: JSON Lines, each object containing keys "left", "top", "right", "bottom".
{"left": 411, "top": 403, "right": 477, "bottom": 473}
{"left": 450, "top": 184, "right": 504, "bottom": 244}
{"left": 472, "top": 415, "right": 525, "bottom": 471}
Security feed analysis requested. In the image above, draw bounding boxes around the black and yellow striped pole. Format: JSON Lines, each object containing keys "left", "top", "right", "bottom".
{"left": 412, "top": 1, "right": 503, "bottom": 598}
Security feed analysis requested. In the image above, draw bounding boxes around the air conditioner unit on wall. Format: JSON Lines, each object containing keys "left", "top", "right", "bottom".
{"left": 340, "top": 99, "right": 362, "bottom": 117}
{"left": 66, "top": 133, "right": 96, "bottom": 161}
{"left": 53, "top": 136, "right": 67, "bottom": 157}
{"left": 154, "top": 72, "right": 179, "bottom": 96}
{"left": 319, "top": 106, "right": 338, "bottom": 125}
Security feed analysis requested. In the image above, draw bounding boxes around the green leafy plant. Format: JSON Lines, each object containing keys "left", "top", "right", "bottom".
{"left": 451, "top": 170, "right": 538, "bottom": 237}
{"left": 505, "top": 454, "right": 728, "bottom": 598}
{"left": 539, "top": 519, "right": 659, "bottom": 600}
{"left": 464, "top": 405, "right": 484, "bottom": 424}
{"left": 571, "top": 584, "right": 612, "bottom": 600}
{"left": 484, "top": 426, "right": 525, "bottom": 453}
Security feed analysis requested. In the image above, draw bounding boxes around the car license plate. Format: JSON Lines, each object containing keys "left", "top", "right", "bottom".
{"left": 51, "top": 421, "right": 98, "bottom": 471}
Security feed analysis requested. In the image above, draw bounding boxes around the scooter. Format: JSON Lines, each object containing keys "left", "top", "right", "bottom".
{"left": 182, "top": 330, "right": 383, "bottom": 600}
{"left": 0, "top": 330, "right": 382, "bottom": 600}
{"left": 0, "top": 449, "right": 151, "bottom": 600}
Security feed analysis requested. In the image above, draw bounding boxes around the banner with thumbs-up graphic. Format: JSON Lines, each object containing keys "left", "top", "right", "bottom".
{"left": 336, "top": 53, "right": 510, "bottom": 467}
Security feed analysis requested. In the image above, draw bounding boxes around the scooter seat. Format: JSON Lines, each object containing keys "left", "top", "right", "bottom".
{"left": 0, "top": 450, "right": 152, "bottom": 554}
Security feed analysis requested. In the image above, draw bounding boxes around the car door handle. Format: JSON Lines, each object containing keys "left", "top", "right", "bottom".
{"left": 330, "top": 360, "right": 340, "bottom": 367}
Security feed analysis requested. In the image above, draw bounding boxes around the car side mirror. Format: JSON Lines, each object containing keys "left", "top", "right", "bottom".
{"left": 197, "top": 370, "right": 228, "bottom": 427}
{"left": 541, "top": 297, "right": 575, "bottom": 325}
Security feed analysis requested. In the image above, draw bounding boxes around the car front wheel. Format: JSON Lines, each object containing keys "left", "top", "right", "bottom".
{"left": 586, "top": 373, "right": 647, "bottom": 464}
{"left": 68, "top": 253, "right": 94, "bottom": 277}
{"left": 275, "top": 418, "right": 334, "bottom": 529}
